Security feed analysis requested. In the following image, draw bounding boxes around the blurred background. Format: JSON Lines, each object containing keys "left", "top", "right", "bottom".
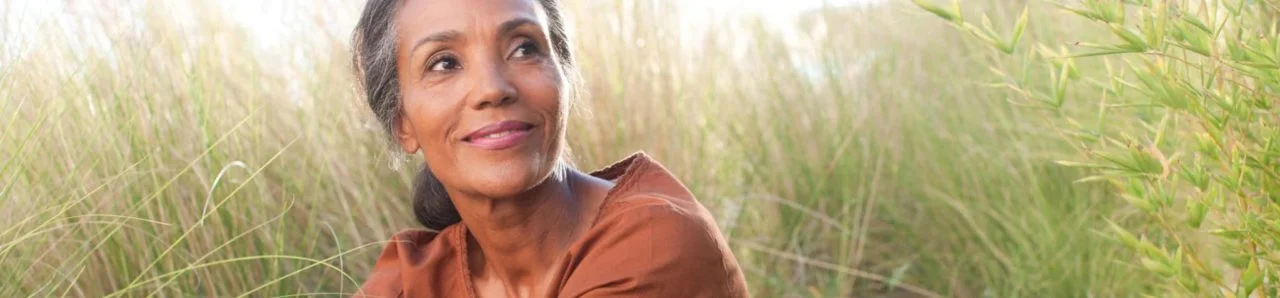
{"left": 1, "top": 0, "right": 1167, "bottom": 297}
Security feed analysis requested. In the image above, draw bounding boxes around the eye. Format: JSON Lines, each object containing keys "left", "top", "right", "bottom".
{"left": 509, "top": 40, "right": 541, "bottom": 59}
{"left": 427, "top": 55, "right": 461, "bottom": 73}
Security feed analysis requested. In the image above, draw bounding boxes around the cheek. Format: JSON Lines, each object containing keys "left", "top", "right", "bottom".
{"left": 402, "top": 91, "right": 467, "bottom": 187}
{"left": 527, "top": 67, "right": 570, "bottom": 164}
{"left": 514, "top": 65, "right": 567, "bottom": 122}
{"left": 403, "top": 86, "right": 458, "bottom": 132}
{"left": 401, "top": 89, "right": 461, "bottom": 157}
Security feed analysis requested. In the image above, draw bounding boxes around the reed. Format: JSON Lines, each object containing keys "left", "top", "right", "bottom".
{"left": 2, "top": 0, "right": 1168, "bottom": 296}
{"left": 918, "top": 0, "right": 1280, "bottom": 296}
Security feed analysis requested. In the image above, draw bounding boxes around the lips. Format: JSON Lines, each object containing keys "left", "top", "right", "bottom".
{"left": 462, "top": 120, "right": 535, "bottom": 150}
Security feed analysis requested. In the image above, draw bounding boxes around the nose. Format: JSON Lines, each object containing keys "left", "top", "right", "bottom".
{"left": 466, "top": 61, "right": 517, "bottom": 110}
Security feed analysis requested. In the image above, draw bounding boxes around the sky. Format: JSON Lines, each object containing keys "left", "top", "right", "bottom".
{"left": 222, "top": 0, "right": 885, "bottom": 50}
{"left": 0, "top": 0, "right": 885, "bottom": 106}
{"left": 682, "top": 0, "right": 882, "bottom": 22}
{"left": 1, "top": 0, "right": 884, "bottom": 77}
{"left": 5, "top": 0, "right": 883, "bottom": 44}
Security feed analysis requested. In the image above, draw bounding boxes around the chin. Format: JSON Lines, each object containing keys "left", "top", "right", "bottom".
{"left": 468, "top": 158, "right": 553, "bottom": 199}
{"left": 455, "top": 130, "right": 563, "bottom": 199}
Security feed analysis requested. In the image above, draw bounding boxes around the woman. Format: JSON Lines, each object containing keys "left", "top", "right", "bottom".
{"left": 350, "top": 0, "right": 748, "bottom": 297}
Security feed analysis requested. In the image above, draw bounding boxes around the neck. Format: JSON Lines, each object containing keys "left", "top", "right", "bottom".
{"left": 452, "top": 167, "right": 587, "bottom": 292}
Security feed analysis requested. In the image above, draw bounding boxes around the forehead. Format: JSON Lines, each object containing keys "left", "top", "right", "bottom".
{"left": 395, "top": 0, "right": 548, "bottom": 35}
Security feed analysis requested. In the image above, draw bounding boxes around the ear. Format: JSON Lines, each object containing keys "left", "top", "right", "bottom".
{"left": 394, "top": 115, "right": 421, "bottom": 154}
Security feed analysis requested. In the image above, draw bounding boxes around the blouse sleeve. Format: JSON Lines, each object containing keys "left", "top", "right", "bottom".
{"left": 557, "top": 195, "right": 750, "bottom": 298}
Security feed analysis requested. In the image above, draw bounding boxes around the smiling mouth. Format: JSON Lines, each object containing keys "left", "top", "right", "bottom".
{"left": 462, "top": 120, "right": 535, "bottom": 150}
{"left": 469, "top": 129, "right": 522, "bottom": 140}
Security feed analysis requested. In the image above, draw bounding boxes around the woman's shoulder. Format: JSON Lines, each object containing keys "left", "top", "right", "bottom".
{"left": 589, "top": 151, "right": 701, "bottom": 213}
{"left": 354, "top": 226, "right": 469, "bottom": 297}
{"left": 376, "top": 226, "right": 464, "bottom": 264}
{"left": 383, "top": 228, "right": 444, "bottom": 247}
{"left": 563, "top": 152, "right": 749, "bottom": 297}
{"left": 586, "top": 151, "right": 722, "bottom": 236}
{"left": 586, "top": 151, "right": 721, "bottom": 251}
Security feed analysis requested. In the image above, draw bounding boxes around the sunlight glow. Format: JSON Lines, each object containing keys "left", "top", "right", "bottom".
{"left": 681, "top": 0, "right": 885, "bottom": 24}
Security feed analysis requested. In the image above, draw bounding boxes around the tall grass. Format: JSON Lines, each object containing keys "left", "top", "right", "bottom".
{"left": 918, "top": 0, "right": 1280, "bottom": 296}
{"left": 3, "top": 0, "right": 1168, "bottom": 297}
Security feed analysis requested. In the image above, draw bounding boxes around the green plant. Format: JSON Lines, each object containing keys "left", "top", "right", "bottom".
{"left": 2, "top": 0, "right": 1169, "bottom": 296}
{"left": 916, "top": 0, "right": 1280, "bottom": 296}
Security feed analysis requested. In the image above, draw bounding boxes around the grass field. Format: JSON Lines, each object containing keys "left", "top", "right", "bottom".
{"left": 0, "top": 0, "right": 1180, "bottom": 297}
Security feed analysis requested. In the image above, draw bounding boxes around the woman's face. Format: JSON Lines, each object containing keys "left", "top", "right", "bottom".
{"left": 393, "top": 0, "right": 568, "bottom": 199}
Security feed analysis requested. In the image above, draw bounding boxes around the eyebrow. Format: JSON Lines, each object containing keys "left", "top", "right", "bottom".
{"left": 408, "top": 17, "right": 542, "bottom": 57}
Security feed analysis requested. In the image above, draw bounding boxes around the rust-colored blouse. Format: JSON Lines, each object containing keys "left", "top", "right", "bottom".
{"left": 355, "top": 152, "right": 749, "bottom": 298}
